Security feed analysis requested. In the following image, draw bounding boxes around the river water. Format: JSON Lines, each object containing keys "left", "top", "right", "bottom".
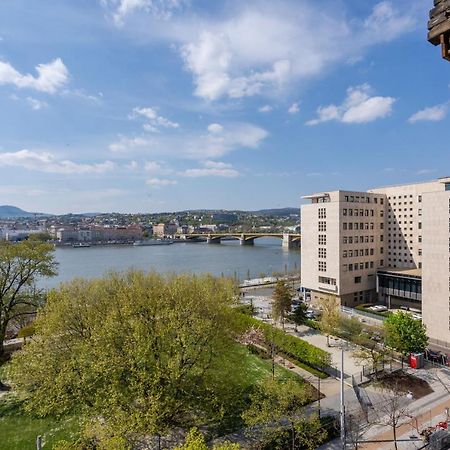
{"left": 42, "top": 238, "right": 301, "bottom": 288}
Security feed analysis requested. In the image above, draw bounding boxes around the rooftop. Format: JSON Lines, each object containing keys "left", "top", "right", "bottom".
{"left": 378, "top": 268, "right": 422, "bottom": 278}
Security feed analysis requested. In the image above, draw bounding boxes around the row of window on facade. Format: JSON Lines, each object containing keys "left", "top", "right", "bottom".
{"left": 344, "top": 195, "right": 384, "bottom": 204}
{"left": 342, "top": 260, "right": 382, "bottom": 271}
{"left": 318, "top": 276, "right": 336, "bottom": 286}
{"left": 343, "top": 235, "right": 381, "bottom": 244}
{"left": 342, "top": 208, "right": 377, "bottom": 217}
{"left": 343, "top": 248, "right": 376, "bottom": 258}
{"left": 388, "top": 194, "right": 421, "bottom": 201}
{"left": 388, "top": 235, "right": 422, "bottom": 242}
{"left": 342, "top": 222, "right": 378, "bottom": 231}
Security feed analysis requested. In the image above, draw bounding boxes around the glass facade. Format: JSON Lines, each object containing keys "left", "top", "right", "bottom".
{"left": 377, "top": 271, "right": 422, "bottom": 303}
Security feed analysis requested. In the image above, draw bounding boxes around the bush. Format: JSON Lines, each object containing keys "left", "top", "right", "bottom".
{"left": 18, "top": 323, "right": 36, "bottom": 340}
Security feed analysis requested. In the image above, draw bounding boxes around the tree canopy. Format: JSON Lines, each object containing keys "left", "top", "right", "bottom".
{"left": 243, "top": 378, "right": 326, "bottom": 449}
{"left": 9, "top": 272, "right": 249, "bottom": 445}
{"left": 384, "top": 312, "right": 428, "bottom": 356}
{"left": 272, "top": 281, "right": 293, "bottom": 328}
{"left": 317, "top": 296, "right": 340, "bottom": 347}
{"left": 0, "top": 240, "right": 57, "bottom": 356}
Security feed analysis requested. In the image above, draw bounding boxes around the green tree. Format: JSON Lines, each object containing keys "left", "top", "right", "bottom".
{"left": 293, "top": 415, "right": 328, "bottom": 450}
{"left": 272, "top": 281, "right": 293, "bottom": 329}
{"left": 384, "top": 312, "right": 428, "bottom": 357}
{"left": 290, "top": 303, "right": 308, "bottom": 326}
{"left": 353, "top": 331, "right": 392, "bottom": 377}
{"left": 175, "top": 428, "right": 240, "bottom": 450}
{"left": 338, "top": 316, "right": 362, "bottom": 342}
{"left": 0, "top": 240, "right": 57, "bottom": 357}
{"left": 9, "top": 272, "right": 247, "bottom": 446}
{"left": 317, "top": 297, "right": 340, "bottom": 347}
{"left": 243, "top": 378, "right": 313, "bottom": 449}
{"left": 27, "top": 232, "right": 53, "bottom": 242}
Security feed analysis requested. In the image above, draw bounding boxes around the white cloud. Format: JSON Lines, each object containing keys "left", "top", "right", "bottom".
{"left": 182, "top": 160, "right": 239, "bottom": 178}
{"left": 27, "top": 97, "right": 48, "bottom": 110}
{"left": 144, "top": 161, "right": 162, "bottom": 172}
{"left": 0, "top": 150, "right": 115, "bottom": 174}
{"left": 108, "top": 122, "right": 268, "bottom": 159}
{"left": 125, "top": 160, "right": 139, "bottom": 170}
{"left": 0, "top": 58, "right": 69, "bottom": 94}
{"left": 408, "top": 104, "right": 448, "bottom": 123}
{"left": 363, "top": 1, "right": 416, "bottom": 43}
{"left": 306, "top": 84, "right": 396, "bottom": 125}
{"left": 146, "top": 177, "right": 177, "bottom": 186}
{"left": 131, "top": 106, "right": 179, "bottom": 132}
{"left": 109, "top": 136, "right": 153, "bottom": 153}
{"left": 259, "top": 105, "right": 273, "bottom": 113}
{"left": 103, "top": 0, "right": 187, "bottom": 25}
{"left": 288, "top": 102, "right": 300, "bottom": 114}
{"left": 173, "top": 1, "right": 420, "bottom": 101}
{"left": 416, "top": 168, "right": 436, "bottom": 175}
{"left": 207, "top": 123, "right": 223, "bottom": 133}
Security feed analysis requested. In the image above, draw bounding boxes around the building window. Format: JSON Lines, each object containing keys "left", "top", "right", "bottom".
{"left": 318, "top": 235, "right": 326, "bottom": 245}
{"left": 318, "top": 221, "right": 327, "bottom": 232}
{"left": 319, "top": 248, "right": 327, "bottom": 258}
{"left": 318, "top": 208, "right": 327, "bottom": 219}
{"left": 318, "top": 261, "right": 327, "bottom": 272}
{"left": 319, "top": 276, "right": 336, "bottom": 285}
{"left": 354, "top": 276, "right": 362, "bottom": 284}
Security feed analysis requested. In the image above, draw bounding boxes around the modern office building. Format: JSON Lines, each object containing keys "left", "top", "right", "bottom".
{"left": 301, "top": 177, "right": 450, "bottom": 346}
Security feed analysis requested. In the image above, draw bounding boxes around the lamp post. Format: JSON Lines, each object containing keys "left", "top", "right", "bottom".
{"left": 340, "top": 346, "right": 346, "bottom": 449}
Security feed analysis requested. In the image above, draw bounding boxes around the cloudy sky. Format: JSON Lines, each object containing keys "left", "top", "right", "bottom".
{"left": 0, "top": 0, "right": 449, "bottom": 214}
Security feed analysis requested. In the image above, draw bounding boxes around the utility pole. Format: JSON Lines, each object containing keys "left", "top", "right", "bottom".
{"left": 318, "top": 375, "right": 321, "bottom": 419}
{"left": 340, "top": 346, "right": 346, "bottom": 449}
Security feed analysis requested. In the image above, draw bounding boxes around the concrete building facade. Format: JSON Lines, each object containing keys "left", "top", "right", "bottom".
{"left": 301, "top": 190, "right": 385, "bottom": 307}
{"left": 301, "top": 177, "right": 450, "bottom": 346}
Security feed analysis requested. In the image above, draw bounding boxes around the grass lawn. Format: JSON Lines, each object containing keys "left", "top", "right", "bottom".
{"left": 236, "top": 344, "right": 301, "bottom": 383}
{"left": 0, "top": 393, "right": 80, "bottom": 450}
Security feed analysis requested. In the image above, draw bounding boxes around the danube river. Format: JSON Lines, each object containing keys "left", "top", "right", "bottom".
{"left": 41, "top": 238, "right": 300, "bottom": 288}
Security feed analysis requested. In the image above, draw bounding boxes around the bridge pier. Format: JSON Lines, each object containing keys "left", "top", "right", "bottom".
{"left": 240, "top": 236, "right": 254, "bottom": 246}
{"left": 282, "top": 233, "right": 300, "bottom": 250}
{"left": 206, "top": 236, "right": 221, "bottom": 244}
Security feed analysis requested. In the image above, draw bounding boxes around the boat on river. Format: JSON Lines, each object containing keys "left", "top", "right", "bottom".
{"left": 133, "top": 239, "right": 173, "bottom": 246}
{"left": 72, "top": 243, "right": 91, "bottom": 248}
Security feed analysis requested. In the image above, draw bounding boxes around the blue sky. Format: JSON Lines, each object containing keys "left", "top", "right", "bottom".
{"left": 0, "top": 0, "right": 449, "bottom": 214}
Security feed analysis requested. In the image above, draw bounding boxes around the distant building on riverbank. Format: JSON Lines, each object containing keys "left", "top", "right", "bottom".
{"left": 153, "top": 222, "right": 178, "bottom": 237}
{"left": 53, "top": 225, "right": 143, "bottom": 243}
{"left": 301, "top": 177, "right": 450, "bottom": 347}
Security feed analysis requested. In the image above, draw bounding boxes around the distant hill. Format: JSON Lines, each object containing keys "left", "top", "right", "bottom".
{"left": 253, "top": 208, "right": 299, "bottom": 216}
{"left": 0, "top": 205, "right": 38, "bottom": 218}
{"left": 164, "top": 208, "right": 299, "bottom": 216}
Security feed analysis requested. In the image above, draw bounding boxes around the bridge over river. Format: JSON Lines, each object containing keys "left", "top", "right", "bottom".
{"left": 177, "top": 232, "right": 301, "bottom": 249}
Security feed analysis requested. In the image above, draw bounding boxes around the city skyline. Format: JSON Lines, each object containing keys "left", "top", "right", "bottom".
{"left": 1, "top": 0, "right": 449, "bottom": 214}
